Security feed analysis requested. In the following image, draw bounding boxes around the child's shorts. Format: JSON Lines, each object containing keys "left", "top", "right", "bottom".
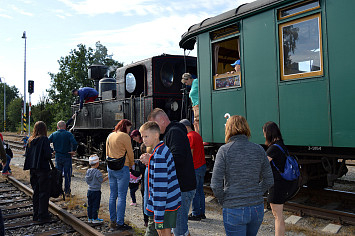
{"left": 155, "top": 210, "right": 177, "bottom": 230}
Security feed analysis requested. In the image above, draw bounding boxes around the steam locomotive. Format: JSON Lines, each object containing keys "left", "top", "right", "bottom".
{"left": 71, "top": 54, "right": 197, "bottom": 159}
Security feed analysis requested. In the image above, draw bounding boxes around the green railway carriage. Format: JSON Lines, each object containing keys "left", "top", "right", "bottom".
{"left": 179, "top": 0, "right": 355, "bottom": 186}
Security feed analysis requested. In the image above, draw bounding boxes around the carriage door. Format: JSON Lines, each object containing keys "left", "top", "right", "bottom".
{"left": 277, "top": 3, "right": 330, "bottom": 146}
{"left": 210, "top": 28, "right": 245, "bottom": 143}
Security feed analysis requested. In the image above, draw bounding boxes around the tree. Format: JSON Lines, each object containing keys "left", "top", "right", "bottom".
{"left": 31, "top": 94, "right": 54, "bottom": 130}
{"left": 0, "top": 84, "right": 19, "bottom": 131}
{"left": 7, "top": 98, "right": 22, "bottom": 132}
{"left": 47, "top": 42, "right": 123, "bottom": 121}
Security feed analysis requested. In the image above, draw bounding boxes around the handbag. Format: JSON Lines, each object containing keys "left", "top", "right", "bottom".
{"left": 271, "top": 144, "right": 300, "bottom": 181}
{"left": 106, "top": 133, "right": 127, "bottom": 170}
{"left": 48, "top": 159, "right": 65, "bottom": 199}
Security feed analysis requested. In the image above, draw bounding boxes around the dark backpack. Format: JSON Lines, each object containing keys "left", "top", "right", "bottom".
{"left": 3, "top": 142, "right": 13, "bottom": 158}
{"left": 271, "top": 144, "right": 300, "bottom": 181}
{"left": 48, "top": 160, "right": 65, "bottom": 200}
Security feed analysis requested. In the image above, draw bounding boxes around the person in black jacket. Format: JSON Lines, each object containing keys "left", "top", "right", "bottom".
{"left": 24, "top": 121, "right": 53, "bottom": 222}
{"left": 147, "top": 108, "right": 196, "bottom": 236}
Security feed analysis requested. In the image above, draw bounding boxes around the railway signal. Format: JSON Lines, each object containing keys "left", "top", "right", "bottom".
{"left": 28, "top": 80, "right": 34, "bottom": 135}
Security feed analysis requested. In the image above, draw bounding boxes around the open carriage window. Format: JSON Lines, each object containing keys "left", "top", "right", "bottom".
{"left": 211, "top": 37, "right": 241, "bottom": 90}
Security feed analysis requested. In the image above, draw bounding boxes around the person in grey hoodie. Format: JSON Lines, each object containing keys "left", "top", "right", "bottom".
{"left": 211, "top": 115, "right": 274, "bottom": 236}
{"left": 86, "top": 155, "right": 108, "bottom": 223}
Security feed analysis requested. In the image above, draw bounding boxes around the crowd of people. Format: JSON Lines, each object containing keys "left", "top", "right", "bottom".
{"left": 14, "top": 74, "right": 298, "bottom": 236}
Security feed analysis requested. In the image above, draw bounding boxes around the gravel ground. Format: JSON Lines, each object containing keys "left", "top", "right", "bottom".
{"left": 7, "top": 148, "right": 355, "bottom": 236}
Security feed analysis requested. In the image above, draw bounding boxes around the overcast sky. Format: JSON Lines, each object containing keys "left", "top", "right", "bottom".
{"left": 0, "top": 0, "right": 251, "bottom": 104}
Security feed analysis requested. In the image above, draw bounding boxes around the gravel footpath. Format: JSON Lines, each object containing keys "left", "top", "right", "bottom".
{"left": 8, "top": 149, "right": 355, "bottom": 236}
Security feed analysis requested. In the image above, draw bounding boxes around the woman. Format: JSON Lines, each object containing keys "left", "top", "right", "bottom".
{"left": 211, "top": 115, "right": 274, "bottom": 236}
{"left": 106, "top": 119, "right": 134, "bottom": 230}
{"left": 262, "top": 121, "right": 299, "bottom": 236}
{"left": 24, "top": 121, "right": 53, "bottom": 222}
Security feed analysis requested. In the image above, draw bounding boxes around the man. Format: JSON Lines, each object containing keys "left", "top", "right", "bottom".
{"left": 72, "top": 87, "right": 98, "bottom": 111}
{"left": 180, "top": 119, "right": 206, "bottom": 221}
{"left": 49, "top": 120, "right": 78, "bottom": 197}
{"left": 229, "top": 59, "right": 241, "bottom": 74}
{"left": 181, "top": 73, "right": 200, "bottom": 134}
{"left": 147, "top": 108, "right": 196, "bottom": 236}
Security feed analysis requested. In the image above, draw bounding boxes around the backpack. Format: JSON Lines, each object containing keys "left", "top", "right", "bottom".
{"left": 48, "top": 159, "right": 65, "bottom": 200}
{"left": 3, "top": 142, "right": 13, "bottom": 158}
{"left": 271, "top": 144, "right": 300, "bottom": 181}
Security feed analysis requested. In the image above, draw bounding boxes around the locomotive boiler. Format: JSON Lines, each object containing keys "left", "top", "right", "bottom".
{"left": 71, "top": 54, "right": 197, "bottom": 159}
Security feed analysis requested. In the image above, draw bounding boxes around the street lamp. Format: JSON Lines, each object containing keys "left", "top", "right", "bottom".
{"left": 0, "top": 77, "right": 5, "bottom": 132}
{"left": 22, "top": 31, "right": 27, "bottom": 134}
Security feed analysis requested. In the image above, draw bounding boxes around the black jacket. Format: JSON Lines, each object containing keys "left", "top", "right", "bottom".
{"left": 163, "top": 121, "right": 196, "bottom": 192}
{"left": 24, "top": 136, "right": 52, "bottom": 171}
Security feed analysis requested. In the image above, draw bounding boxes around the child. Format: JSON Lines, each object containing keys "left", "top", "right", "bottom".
{"left": 2, "top": 140, "right": 13, "bottom": 176}
{"left": 85, "top": 155, "right": 108, "bottom": 223}
{"left": 129, "top": 161, "right": 142, "bottom": 207}
{"left": 139, "top": 121, "right": 181, "bottom": 236}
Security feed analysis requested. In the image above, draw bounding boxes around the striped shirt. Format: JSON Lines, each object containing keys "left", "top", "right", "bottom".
{"left": 146, "top": 141, "right": 181, "bottom": 223}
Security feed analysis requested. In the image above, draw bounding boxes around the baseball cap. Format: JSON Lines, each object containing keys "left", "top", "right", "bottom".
{"left": 180, "top": 119, "right": 192, "bottom": 127}
{"left": 231, "top": 60, "right": 241, "bottom": 67}
{"left": 89, "top": 155, "right": 99, "bottom": 165}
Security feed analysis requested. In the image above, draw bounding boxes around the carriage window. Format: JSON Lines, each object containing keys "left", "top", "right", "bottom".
{"left": 279, "top": 0, "right": 320, "bottom": 20}
{"left": 279, "top": 13, "right": 323, "bottom": 80}
{"left": 211, "top": 37, "right": 241, "bottom": 90}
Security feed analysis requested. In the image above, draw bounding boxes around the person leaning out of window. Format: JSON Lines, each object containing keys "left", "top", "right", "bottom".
{"left": 211, "top": 115, "right": 274, "bottom": 236}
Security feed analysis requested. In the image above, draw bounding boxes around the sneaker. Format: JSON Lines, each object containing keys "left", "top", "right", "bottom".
{"left": 188, "top": 213, "right": 201, "bottom": 221}
{"left": 87, "top": 219, "right": 92, "bottom": 223}
{"left": 116, "top": 223, "right": 132, "bottom": 230}
{"left": 2, "top": 171, "right": 11, "bottom": 176}
{"left": 130, "top": 202, "right": 137, "bottom": 207}
{"left": 92, "top": 218, "right": 104, "bottom": 223}
{"left": 199, "top": 214, "right": 206, "bottom": 219}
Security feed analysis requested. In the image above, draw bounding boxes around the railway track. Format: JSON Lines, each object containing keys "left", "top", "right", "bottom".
{"left": 1, "top": 176, "right": 104, "bottom": 236}
{"left": 204, "top": 185, "right": 355, "bottom": 225}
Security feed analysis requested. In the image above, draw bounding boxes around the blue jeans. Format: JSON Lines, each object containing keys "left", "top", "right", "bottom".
{"left": 55, "top": 157, "right": 72, "bottom": 194}
{"left": 2, "top": 154, "right": 11, "bottom": 173}
{"left": 108, "top": 166, "right": 130, "bottom": 225}
{"left": 87, "top": 190, "right": 101, "bottom": 219}
{"left": 192, "top": 164, "right": 206, "bottom": 216}
{"left": 223, "top": 203, "right": 264, "bottom": 236}
{"left": 172, "top": 189, "right": 196, "bottom": 236}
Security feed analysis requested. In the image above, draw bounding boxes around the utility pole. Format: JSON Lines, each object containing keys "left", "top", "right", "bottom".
{"left": 22, "top": 31, "right": 27, "bottom": 135}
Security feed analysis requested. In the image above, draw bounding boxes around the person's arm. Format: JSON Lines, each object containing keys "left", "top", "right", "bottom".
{"left": 43, "top": 138, "right": 53, "bottom": 161}
{"left": 259, "top": 151, "right": 274, "bottom": 193}
{"left": 70, "top": 133, "right": 78, "bottom": 151}
{"left": 124, "top": 134, "right": 134, "bottom": 168}
{"left": 79, "top": 91, "right": 85, "bottom": 109}
{"left": 210, "top": 147, "right": 226, "bottom": 204}
{"left": 0, "top": 139, "right": 6, "bottom": 164}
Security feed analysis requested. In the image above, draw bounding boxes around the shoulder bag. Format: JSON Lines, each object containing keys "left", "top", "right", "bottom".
{"left": 106, "top": 133, "right": 126, "bottom": 170}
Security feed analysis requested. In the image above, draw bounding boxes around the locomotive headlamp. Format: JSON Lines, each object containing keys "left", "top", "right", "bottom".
{"left": 171, "top": 101, "right": 178, "bottom": 111}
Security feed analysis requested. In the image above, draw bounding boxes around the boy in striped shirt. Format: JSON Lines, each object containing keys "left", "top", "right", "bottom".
{"left": 139, "top": 121, "right": 181, "bottom": 236}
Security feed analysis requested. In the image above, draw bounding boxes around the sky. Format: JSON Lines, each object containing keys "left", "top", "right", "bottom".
{"left": 0, "top": 0, "right": 251, "bottom": 105}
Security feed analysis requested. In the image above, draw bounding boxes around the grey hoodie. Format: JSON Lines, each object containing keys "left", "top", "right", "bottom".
{"left": 85, "top": 168, "right": 104, "bottom": 191}
{"left": 211, "top": 135, "right": 274, "bottom": 208}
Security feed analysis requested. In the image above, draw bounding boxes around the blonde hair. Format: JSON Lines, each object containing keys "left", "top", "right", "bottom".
{"left": 139, "top": 121, "right": 160, "bottom": 134}
{"left": 225, "top": 115, "right": 251, "bottom": 143}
